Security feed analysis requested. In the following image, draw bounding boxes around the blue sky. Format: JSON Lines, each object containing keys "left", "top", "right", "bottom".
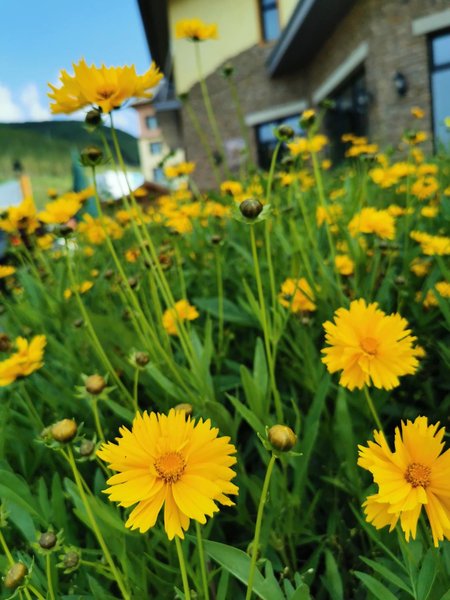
{"left": 0, "top": 0, "right": 151, "bottom": 135}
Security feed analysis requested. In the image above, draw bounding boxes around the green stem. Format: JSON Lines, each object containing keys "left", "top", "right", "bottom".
{"left": 175, "top": 536, "right": 191, "bottom": 600}
{"left": 195, "top": 522, "right": 210, "bottom": 600}
{"left": 194, "top": 42, "right": 226, "bottom": 168}
{"left": 92, "top": 398, "right": 105, "bottom": 441}
{"left": 249, "top": 226, "right": 283, "bottom": 422}
{"left": 66, "top": 447, "right": 130, "bottom": 600}
{"left": 64, "top": 240, "right": 134, "bottom": 407}
{"left": 46, "top": 553, "right": 56, "bottom": 600}
{"left": 133, "top": 369, "right": 139, "bottom": 413}
{"left": 0, "top": 528, "right": 14, "bottom": 564}
{"left": 245, "top": 454, "right": 277, "bottom": 600}
{"left": 363, "top": 386, "right": 383, "bottom": 432}
{"left": 214, "top": 247, "right": 224, "bottom": 358}
{"left": 26, "top": 585, "right": 45, "bottom": 600}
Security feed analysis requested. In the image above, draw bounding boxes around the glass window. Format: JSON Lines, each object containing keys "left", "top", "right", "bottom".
{"left": 149, "top": 142, "right": 163, "bottom": 155}
{"left": 255, "top": 113, "right": 303, "bottom": 169}
{"left": 430, "top": 30, "right": 450, "bottom": 150}
{"left": 146, "top": 115, "right": 158, "bottom": 130}
{"left": 324, "top": 69, "right": 369, "bottom": 163}
{"left": 153, "top": 167, "right": 165, "bottom": 183}
{"left": 260, "top": 0, "right": 280, "bottom": 42}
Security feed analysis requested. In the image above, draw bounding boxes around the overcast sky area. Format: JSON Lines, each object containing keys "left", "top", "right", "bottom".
{"left": 0, "top": 0, "right": 151, "bottom": 136}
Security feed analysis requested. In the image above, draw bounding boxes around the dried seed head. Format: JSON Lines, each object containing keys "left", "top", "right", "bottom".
{"left": 135, "top": 352, "right": 150, "bottom": 367}
{"left": 39, "top": 531, "right": 57, "bottom": 550}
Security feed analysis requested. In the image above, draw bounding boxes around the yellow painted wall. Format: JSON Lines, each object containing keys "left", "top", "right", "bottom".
{"left": 169, "top": 0, "right": 299, "bottom": 93}
{"left": 169, "top": 0, "right": 261, "bottom": 93}
{"left": 279, "top": 0, "right": 298, "bottom": 27}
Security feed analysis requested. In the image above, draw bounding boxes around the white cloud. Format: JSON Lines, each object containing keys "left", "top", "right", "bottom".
{"left": 110, "top": 108, "right": 139, "bottom": 137}
{"left": 0, "top": 83, "right": 24, "bottom": 121}
{"left": 20, "top": 83, "right": 51, "bottom": 121}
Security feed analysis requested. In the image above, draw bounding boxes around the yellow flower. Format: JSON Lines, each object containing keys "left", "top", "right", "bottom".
{"left": 220, "top": 180, "right": 243, "bottom": 196}
{"left": 97, "top": 409, "right": 238, "bottom": 539}
{"left": 321, "top": 299, "right": 419, "bottom": 390}
{"left": 309, "top": 134, "right": 328, "bottom": 153}
{"left": 278, "top": 278, "right": 316, "bottom": 313}
{"left": 321, "top": 159, "right": 332, "bottom": 170}
{"left": 0, "top": 336, "right": 46, "bottom": 386}
{"left": 0, "top": 197, "right": 39, "bottom": 235}
{"left": 175, "top": 18, "right": 218, "bottom": 41}
{"left": 287, "top": 137, "right": 309, "bottom": 157}
{"left": 316, "top": 205, "right": 342, "bottom": 227}
{"left": 125, "top": 248, "right": 141, "bottom": 263}
{"left": 414, "top": 233, "right": 450, "bottom": 256}
{"left": 410, "top": 258, "right": 431, "bottom": 277}
{"left": 411, "top": 106, "right": 425, "bottom": 119}
{"left": 64, "top": 281, "right": 94, "bottom": 300}
{"left": 349, "top": 208, "right": 396, "bottom": 240}
{"left": 411, "top": 177, "right": 439, "bottom": 200}
{"left": 38, "top": 198, "right": 81, "bottom": 224}
{"left": 330, "top": 188, "right": 345, "bottom": 201}
{"left": 37, "top": 234, "right": 54, "bottom": 250}
{"left": 423, "top": 282, "right": 450, "bottom": 308}
{"left": 334, "top": 254, "right": 354, "bottom": 276}
{"left": 421, "top": 205, "right": 438, "bottom": 218}
{"left": 162, "top": 300, "right": 199, "bottom": 336}
{"left": 0, "top": 266, "right": 16, "bottom": 278}
{"left": 48, "top": 59, "right": 163, "bottom": 114}
{"left": 358, "top": 417, "right": 450, "bottom": 547}
{"left": 78, "top": 214, "right": 123, "bottom": 244}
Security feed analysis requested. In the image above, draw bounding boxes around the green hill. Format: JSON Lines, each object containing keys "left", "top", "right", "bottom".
{"left": 0, "top": 120, "right": 139, "bottom": 179}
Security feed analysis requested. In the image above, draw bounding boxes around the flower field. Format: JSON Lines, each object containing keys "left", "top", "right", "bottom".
{"left": 0, "top": 26, "right": 450, "bottom": 600}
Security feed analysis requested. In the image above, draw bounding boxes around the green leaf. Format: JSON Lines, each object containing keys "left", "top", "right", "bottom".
{"left": 203, "top": 539, "right": 284, "bottom": 600}
{"left": 227, "top": 394, "right": 266, "bottom": 436}
{"left": 417, "top": 549, "right": 439, "bottom": 600}
{"left": 193, "top": 297, "right": 257, "bottom": 326}
{"left": 290, "top": 584, "right": 312, "bottom": 600}
{"left": 354, "top": 571, "right": 398, "bottom": 600}
{"left": 360, "top": 557, "right": 413, "bottom": 595}
{"left": 322, "top": 549, "right": 344, "bottom": 600}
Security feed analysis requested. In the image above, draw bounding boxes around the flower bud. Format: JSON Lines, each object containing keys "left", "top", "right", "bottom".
{"left": 299, "top": 109, "right": 316, "bottom": 129}
{"left": 104, "top": 268, "right": 114, "bottom": 279}
{"left": 210, "top": 234, "right": 222, "bottom": 245}
{"left": 79, "top": 439, "right": 95, "bottom": 457}
{"left": 51, "top": 419, "right": 78, "bottom": 443}
{"left": 0, "top": 333, "right": 11, "bottom": 352}
{"left": 73, "top": 318, "right": 84, "bottom": 329}
{"left": 268, "top": 425, "right": 297, "bottom": 452}
{"left": 221, "top": 63, "right": 234, "bottom": 78}
{"left": 85, "top": 109, "right": 102, "bottom": 128}
{"left": 276, "top": 125, "right": 295, "bottom": 141}
{"left": 239, "top": 199, "right": 263, "bottom": 220}
{"left": 174, "top": 403, "right": 193, "bottom": 416}
{"left": 80, "top": 145, "right": 103, "bottom": 167}
{"left": 135, "top": 352, "right": 150, "bottom": 367}
{"left": 85, "top": 374, "right": 106, "bottom": 395}
{"left": 4, "top": 562, "right": 28, "bottom": 589}
{"left": 39, "top": 531, "right": 57, "bottom": 550}
{"left": 62, "top": 551, "right": 79, "bottom": 570}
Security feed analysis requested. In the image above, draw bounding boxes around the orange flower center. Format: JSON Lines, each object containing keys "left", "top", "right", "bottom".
{"left": 154, "top": 451, "right": 186, "bottom": 484}
{"left": 404, "top": 462, "right": 431, "bottom": 488}
{"left": 96, "top": 86, "right": 116, "bottom": 100}
{"left": 360, "top": 337, "right": 379, "bottom": 356}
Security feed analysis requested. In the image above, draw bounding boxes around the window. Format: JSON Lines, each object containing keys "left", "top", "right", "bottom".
{"left": 153, "top": 167, "right": 165, "bottom": 183}
{"left": 149, "top": 142, "right": 163, "bottom": 155}
{"left": 429, "top": 30, "right": 450, "bottom": 149}
{"left": 324, "top": 69, "right": 369, "bottom": 163}
{"left": 255, "top": 114, "right": 303, "bottom": 169}
{"left": 259, "top": 0, "right": 280, "bottom": 42}
{"left": 146, "top": 115, "right": 158, "bottom": 130}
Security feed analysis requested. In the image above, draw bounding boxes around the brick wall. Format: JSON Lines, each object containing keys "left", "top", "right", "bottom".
{"left": 180, "top": 0, "right": 450, "bottom": 188}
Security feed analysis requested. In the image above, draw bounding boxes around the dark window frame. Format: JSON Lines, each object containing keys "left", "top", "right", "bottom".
{"left": 254, "top": 113, "right": 303, "bottom": 169}
{"left": 258, "top": 0, "right": 280, "bottom": 42}
{"left": 146, "top": 115, "right": 158, "bottom": 130}
{"left": 149, "top": 141, "right": 163, "bottom": 155}
{"left": 428, "top": 27, "right": 450, "bottom": 151}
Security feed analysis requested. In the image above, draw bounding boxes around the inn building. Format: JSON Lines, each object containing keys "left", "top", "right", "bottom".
{"left": 134, "top": 0, "right": 450, "bottom": 187}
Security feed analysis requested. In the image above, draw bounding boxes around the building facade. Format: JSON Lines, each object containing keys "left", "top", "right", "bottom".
{"left": 137, "top": 0, "right": 450, "bottom": 188}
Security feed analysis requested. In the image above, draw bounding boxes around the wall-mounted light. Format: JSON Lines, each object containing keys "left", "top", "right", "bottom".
{"left": 394, "top": 72, "right": 408, "bottom": 97}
